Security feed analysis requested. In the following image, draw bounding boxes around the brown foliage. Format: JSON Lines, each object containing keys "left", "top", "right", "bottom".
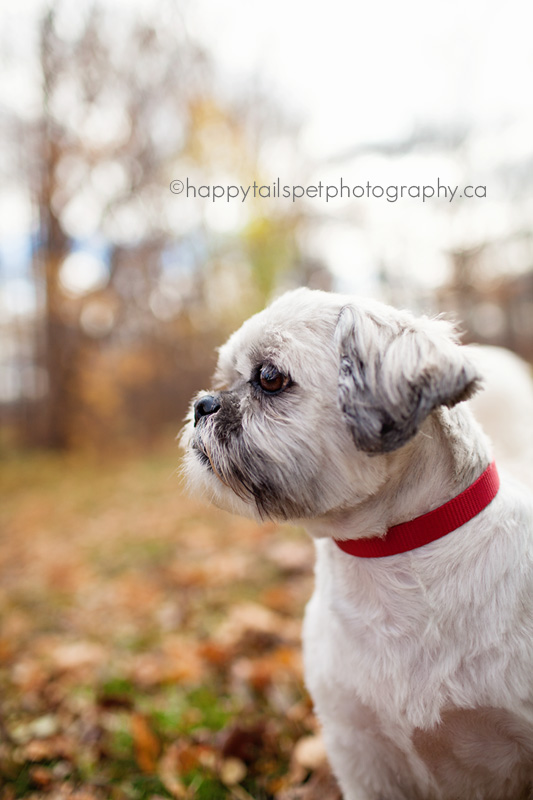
{"left": 0, "top": 446, "right": 340, "bottom": 799}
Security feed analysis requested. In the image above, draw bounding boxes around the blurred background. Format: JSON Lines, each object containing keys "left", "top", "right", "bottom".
{"left": 1, "top": 0, "right": 532, "bottom": 797}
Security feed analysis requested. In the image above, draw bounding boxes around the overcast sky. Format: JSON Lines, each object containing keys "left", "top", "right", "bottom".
{"left": 190, "top": 0, "right": 533, "bottom": 159}
{"left": 3, "top": 0, "right": 532, "bottom": 159}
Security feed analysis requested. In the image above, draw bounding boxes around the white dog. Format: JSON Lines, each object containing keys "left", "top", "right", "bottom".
{"left": 181, "top": 288, "right": 533, "bottom": 800}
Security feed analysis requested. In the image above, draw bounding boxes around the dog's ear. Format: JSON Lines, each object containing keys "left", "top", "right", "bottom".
{"left": 336, "top": 304, "right": 482, "bottom": 454}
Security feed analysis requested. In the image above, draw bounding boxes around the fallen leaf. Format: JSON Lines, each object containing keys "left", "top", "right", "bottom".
{"left": 267, "top": 541, "right": 313, "bottom": 574}
{"left": 292, "top": 734, "right": 327, "bottom": 770}
{"left": 175, "top": 743, "right": 203, "bottom": 774}
{"left": 24, "top": 734, "right": 75, "bottom": 762}
{"left": 29, "top": 765, "right": 53, "bottom": 788}
{"left": 276, "top": 764, "right": 342, "bottom": 800}
{"left": 11, "top": 659, "right": 48, "bottom": 693}
{"left": 220, "top": 721, "right": 267, "bottom": 764}
{"left": 216, "top": 603, "right": 288, "bottom": 647}
{"left": 157, "top": 743, "right": 188, "bottom": 799}
{"left": 131, "top": 713, "right": 160, "bottom": 773}
{"left": 50, "top": 641, "right": 106, "bottom": 672}
{"left": 198, "top": 640, "right": 234, "bottom": 668}
{"left": 30, "top": 715, "right": 60, "bottom": 739}
{"left": 0, "top": 636, "right": 15, "bottom": 663}
{"left": 232, "top": 647, "right": 303, "bottom": 693}
{"left": 219, "top": 756, "right": 247, "bottom": 785}
{"left": 162, "top": 637, "right": 206, "bottom": 683}
{"left": 260, "top": 585, "right": 297, "bottom": 613}
{"left": 130, "top": 640, "right": 206, "bottom": 687}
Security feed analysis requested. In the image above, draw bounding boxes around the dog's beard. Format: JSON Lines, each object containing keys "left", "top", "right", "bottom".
{"left": 186, "top": 413, "right": 329, "bottom": 521}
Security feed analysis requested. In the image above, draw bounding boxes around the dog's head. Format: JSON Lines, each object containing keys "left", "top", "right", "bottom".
{"left": 181, "top": 288, "right": 481, "bottom": 522}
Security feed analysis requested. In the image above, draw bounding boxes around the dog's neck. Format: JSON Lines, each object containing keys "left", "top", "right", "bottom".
{"left": 308, "top": 404, "right": 493, "bottom": 542}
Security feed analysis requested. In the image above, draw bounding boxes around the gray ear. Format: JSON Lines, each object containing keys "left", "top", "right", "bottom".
{"left": 336, "top": 304, "right": 481, "bottom": 454}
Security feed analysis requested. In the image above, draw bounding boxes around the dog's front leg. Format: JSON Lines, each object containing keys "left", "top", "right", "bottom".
{"left": 303, "top": 592, "right": 428, "bottom": 800}
{"left": 317, "top": 708, "right": 424, "bottom": 800}
{"left": 321, "top": 725, "right": 389, "bottom": 800}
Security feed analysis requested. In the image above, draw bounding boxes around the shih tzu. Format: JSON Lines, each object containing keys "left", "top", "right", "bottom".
{"left": 181, "top": 288, "right": 533, "bottom": 800}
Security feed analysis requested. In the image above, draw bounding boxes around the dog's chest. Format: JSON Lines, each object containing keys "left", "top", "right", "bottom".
{"left": 304, "top": 531, "right": 533, "bottom": 729}
{"left": 304, "top": 542, "right": 447, "bottom": 727}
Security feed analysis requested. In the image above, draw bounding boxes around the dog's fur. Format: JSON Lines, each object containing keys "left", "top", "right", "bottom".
{"left": 181, "top": 288, "right": 533, "bottom": 799}
{"left": 468, "top": 345, "right": 533, "bottom": 489}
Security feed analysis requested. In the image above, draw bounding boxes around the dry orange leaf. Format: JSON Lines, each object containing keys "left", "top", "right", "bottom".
{"left": 24, "top": 734, "right": 75, "bottom": 762}
{"left": 197, "top": 640, "right": 234, "bottom": 667}
{"left": 29, "top": 765, "right": 53, "bottom": 788}
{"left": 131, "top": 713, "right": 160, "bottom": 773}
{"left": 233, "top": 646, "right": 303, "bottom": 692}
{"left": 260, "top": 585, "right": 295, "bottom": 613}
{"left": 158, "top": 743, "right": 188, "bottom": 799}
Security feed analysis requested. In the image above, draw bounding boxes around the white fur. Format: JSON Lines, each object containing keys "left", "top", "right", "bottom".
{"left": 182, "top": 288, "right": 533, "bottom": 799}
{"left": 467, "top": 344, "right": 533, "bottom": 488}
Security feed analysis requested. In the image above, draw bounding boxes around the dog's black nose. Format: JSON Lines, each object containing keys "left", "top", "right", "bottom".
{"left": 194, "top": 394, "right": 221, "bottom": 425}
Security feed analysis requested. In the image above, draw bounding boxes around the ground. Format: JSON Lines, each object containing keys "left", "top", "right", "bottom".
{"left": 0, "top": 443, "right": 341, "bottom": 800}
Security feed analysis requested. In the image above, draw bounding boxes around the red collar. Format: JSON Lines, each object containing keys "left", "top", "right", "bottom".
{"left": 334, "top": 461, "right": 499, "bottom": 559}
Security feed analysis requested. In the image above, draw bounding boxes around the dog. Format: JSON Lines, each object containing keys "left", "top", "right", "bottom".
{"left": 181, "top": 287, "right": 533, "bottom": 800}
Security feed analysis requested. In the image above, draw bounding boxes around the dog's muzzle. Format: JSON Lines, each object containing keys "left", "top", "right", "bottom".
{"left": 194, "top": 394, "right": 221, "bottom": 426}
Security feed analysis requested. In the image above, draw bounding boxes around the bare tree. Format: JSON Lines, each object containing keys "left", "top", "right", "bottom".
{"left": 25, "top": 3, "right": 220, "bottom": 447}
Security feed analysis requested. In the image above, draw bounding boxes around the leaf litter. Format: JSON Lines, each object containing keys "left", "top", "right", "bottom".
{"left": 0, "top": 447, "right": 341, "bottom": 799}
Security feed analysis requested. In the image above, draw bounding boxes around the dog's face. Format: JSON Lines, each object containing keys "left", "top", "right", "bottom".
{"left": 181, "top": 288, "right": 480, "bottom": 523}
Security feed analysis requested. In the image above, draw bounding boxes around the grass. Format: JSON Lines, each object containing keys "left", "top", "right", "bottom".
{"left": 0, "top": 443, "right": 334, "bottom": 799}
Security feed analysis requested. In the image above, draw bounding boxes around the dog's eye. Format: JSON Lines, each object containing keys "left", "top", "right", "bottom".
{"left": 258, "top": 364, "right": 290, "bottom": 394}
